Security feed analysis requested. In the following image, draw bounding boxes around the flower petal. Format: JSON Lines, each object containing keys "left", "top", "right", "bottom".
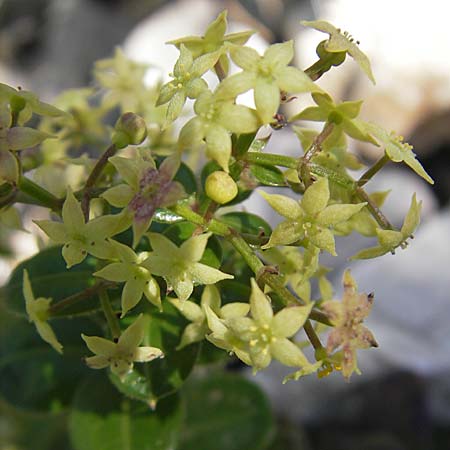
{"left": 121, "top": 279, "right": 145, "bottom": 317}
{"left": 254, "top": 78, "right": 280, "bottom": 124}
{"left": 301, "top": 177, "right": 330, "bottom": 216}
{"left": 180, "top": 232, "right": 211, "bottom": 262}
{"left": 205, "top": 124, "right": 232, "bottom": 172}
{"left": 62, "top": 188, "right": 85, "bottom": 235}
{"left": 35, "top": 320, "right": 63, "bottom": 354}
{"left": 133, "top": 346, "right": 163, "bottom": 362}
{"left": 189, "top": 262, "right": 233, "bottom": 285}
{"left": 82, "top": 334, "right": 116, "bottom": 357}
{"left": 270, "top": 338, "right": 309, "bottom": 367}
{"left": 33, "top": 220, "right": 68, "bottom": 243}
{"left": 272, "top": 303, "right": 313, "bottom": 338}
{"left": 101, "top": 184, "right": 134, "bottom": 208}
{"left": 250, "top": 278, "right": 273, "bottom": 325}
{"left": 85, "top": 355, "right": 110, "bottom": 369}
{"left": 118, "top": 314, "right": 146, "bottom": 350}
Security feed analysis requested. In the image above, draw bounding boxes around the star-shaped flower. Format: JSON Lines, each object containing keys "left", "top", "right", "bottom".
{"left": 321, "top": 270, "right": 378, "bottom": 379}
{"left": 216, "top": 41, "right": 322, "bottom": 124}
{"left": 102, "top": 150, "right": 186, "bottom": 247}
{"left": 169, "top": 284, "right": 249, "bottom": 349}
{"left": 35, "top": 188, "right": 130, "bottom": 268}
{"left": 94, "top": 47, "right": 152, "bottom": 113}
{"left": 365, "top": 123, "right": 434, "bottom": 184}
{"left": 94, "top": 240, "right": 161, "bottom": 317}
{"left": 352, "top": 194, "right": 422, "bottom": 260}
{"left": 301, "top": 20, "right": 375, "bottom": 84}
{"left": 178, "top": 89, "right": 259, "bottom": 171}
{"left": 167, "top": 10, "right": 254, "bottom": 75}
{"left": 142, "top": 232, "right": 233, "bottom": 301}
{"left": 22, "top": 270, "right": 63, "bottom": 354}
{"left": 290, "top": 93, "right": 376, "bottom": 144}
{"left": 205, "top": 279, "right": 314, "bottom": 373}
{"left": 82, "top": 314, "right": 163, "bottom": 380}
{"left": 156, "top": 45, "right": 220, "bottom": 125}
{"left": 260, "top": 177, "right": 366, "bottom": 255}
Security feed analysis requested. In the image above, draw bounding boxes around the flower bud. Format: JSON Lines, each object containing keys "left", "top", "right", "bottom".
{"left": 112, "top": 112, "right": 147, "bottom": 149}
{"left": 205, "top": 171, "right": 238, "bottom": 204}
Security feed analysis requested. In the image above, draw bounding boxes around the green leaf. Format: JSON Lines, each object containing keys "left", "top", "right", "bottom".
{"left": 250, "top": 164, "right": 287, "bottom": 187}
{"left": 163, "top": 222, "right": 223, "bottom": 269}
{"left": 234, "top": 132, "right": 257, "bottom": 157}
{"left": 174, "top": 161, "right": 198, "bottom": 194}
{"left": 179, "top": 374, "right": 275, "bottom": 450}
{"left": 69, "top": 374, "right": 183, "bottom": 450}
{"left": 220, "top": 212, "right": 272, "bottom": 236}
{"left": 0, "top": 313, "right": 100, "bottom": 412}
{"left": 1, "top": 246, "right": 100, "bottom": 317}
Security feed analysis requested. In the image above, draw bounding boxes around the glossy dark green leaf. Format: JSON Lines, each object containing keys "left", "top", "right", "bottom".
{"left": 220, "top": 212, "right": 272, "bottom": 236}
{"left": 179, "top": 374, "right": 275, "bottom": 450}
{"left": 174, "top": 161, "right": 197, "bottom": 194}
{"left": 234, "top": 132, "right": 257, "bottom": 157}
{"left": 163, "top": 222, "right": 223, "bottom": 269}
{"left": 250, "top": 164, "right": 287, "bottom": 186}
{"left": 0, "top": 246, "right": 100, "bottom": 317}
{"left": 69, "top": 374, "right": 183, "bottom": 450}
{"left": 0, "top": 312, "right": 100, "bottom": 413}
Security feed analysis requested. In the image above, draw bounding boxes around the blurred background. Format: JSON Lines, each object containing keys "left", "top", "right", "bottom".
{"left": 0, "top": 0, "right": 449, "bottom": 449}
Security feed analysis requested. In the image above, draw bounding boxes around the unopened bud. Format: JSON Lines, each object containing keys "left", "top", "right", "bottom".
{"left": 205, "top": 171, "right": 238, "bottom": 204}
{"left": 112, "top": 112, "right": 147, "bottom": 149}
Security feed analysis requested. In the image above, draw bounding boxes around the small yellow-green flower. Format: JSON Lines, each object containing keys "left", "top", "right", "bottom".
{"left": 102, "top": 150, "right": 185, "bottom": 247}
{"left": 178, "top": 89, "right": 259, "bottom": 171}
{"left": 82, "top": 314, "right": 163, "bottom": 380}
{"left": 260, "top": 177, "right": 366, "bottom": 255}
{"left": 169, "top": 284, "right": 249, "bottom": 349}
{"left": 94, "top": 240, "right": 161, "bottom": 317}
{"left": 142, "top": 232, "right": 233, "bottom": 301}
{"left": 23, "top": 270, "right": 63, "bottom": 354}
{"left": 321, "top": 270, "right": 378, "bottom": 379}
{"left": 167, "top": 10, "right": 254, "bottom": 76}
{"left": 352, "top": 194, "right": 422, "bottom": 259}
{"left": 205, "top": 279, "right": 314, "bottom": 373}
{"left": 35, "top": 188, "right": 130, "bottom": 268}
{"left": 301, "top": 20, "right": 375, "bottom": 84}
{"left": 157, "top": 45, "right": 220, "bottom": 125}
{"left": 365, "top": 123, "right": 434, "bottom": 184}
{"left": 94, "top": 47, "right": 151, "bottom": 113}
{"left": 216, "top": 41, "right": 322, "bottom": 124}
{"left": 290, "top": 93, "right": 376, "bottom": 144}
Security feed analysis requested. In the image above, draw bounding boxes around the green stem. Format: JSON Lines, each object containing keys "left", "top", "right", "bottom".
{"left": 99, "top": 288, "right": 121, "bottom": 340}
{"left": 81, "top": 144, "right": 117, "bottom": 221}
{"left": 355, "top": 186, "right": 393, "bottom": 230}
{"left": 49, "top": 281, "right": 116, "bottom": 316}
{"left": 17, "top": 176, "right": 62, "bottom": 211}
{"left": 303, "top": 320, "right": 325, "bottom": 351}
{"left": 357, "top": 154, "right": 390, "bottom": 187}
